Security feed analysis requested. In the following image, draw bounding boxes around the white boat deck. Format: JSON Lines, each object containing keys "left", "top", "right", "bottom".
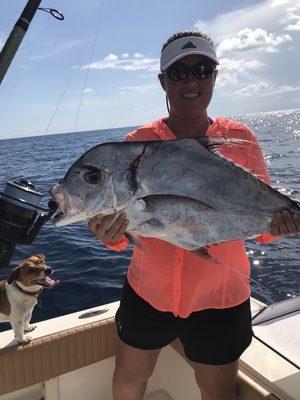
{"left": 0, "top": 302, "right": 120, "bottom": 349}
{"left": 252, "top": 297, "right": 300, "bottom": 369}
{"left": 0, "top": 298, "right": 299, "bottom": 400}
{"left": 145, "top": 390, "right": 174, "bottom": 399}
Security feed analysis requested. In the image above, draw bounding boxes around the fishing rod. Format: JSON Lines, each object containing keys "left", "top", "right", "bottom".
{"left": 0, "top": 0, "right": 64, "bottom": 85}
{"left": 0, "top": 1, "right": 63, "bottom": 268}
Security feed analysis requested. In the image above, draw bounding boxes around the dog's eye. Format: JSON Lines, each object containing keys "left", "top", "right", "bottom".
{"left": 84, "top": 170, "right": 102, "bottom": 185}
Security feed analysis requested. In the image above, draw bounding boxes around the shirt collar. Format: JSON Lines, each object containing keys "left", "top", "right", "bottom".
{"left": 152, "top": 117, "right": 176, "bottom": 140}
{"left": 152, "top": 117, "right": 219, "bottom": 140}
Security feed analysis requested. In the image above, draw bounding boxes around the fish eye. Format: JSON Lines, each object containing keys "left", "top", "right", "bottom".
{"left": 84, "top": 170, "right": 102, "bottom": 185}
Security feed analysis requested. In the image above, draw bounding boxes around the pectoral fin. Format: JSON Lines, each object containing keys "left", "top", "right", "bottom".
{"left": 124, "top": 231, "right": 149, "bottom": 252}
{"left": 138, "top": 194, "right": 214, "bottom": 211}
{"left": 191, "top": 246, "right": 221, "bottom": 264}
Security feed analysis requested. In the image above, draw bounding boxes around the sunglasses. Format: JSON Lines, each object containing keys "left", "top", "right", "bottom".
{"left": 165, "top": 63, "right": 216, "bottom": 81}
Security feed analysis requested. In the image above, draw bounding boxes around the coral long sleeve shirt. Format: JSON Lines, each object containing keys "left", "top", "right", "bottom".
{"left": 106, "top": 117, "right": 277, "bottom": 317}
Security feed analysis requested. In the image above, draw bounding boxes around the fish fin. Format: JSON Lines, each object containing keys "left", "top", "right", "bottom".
{"left": 191, "top": 246, "right": 221, "bottom": 264}
{"left": 134, "top": 199, "right": 147, "bottom": 211}
{"left": 139, "top": 194, "right": 214, "bottom": 211}
{"left": 124, "top": 231, "right": 149, "bottom": 252}
{"left": 227, "top": 161, "right": 263, "bottom": 179}
{"left": 197, "top": 136, "right": 252, "bottom": 154}
{"left": 197, "top": 137, "right": 266, "bottom": 180}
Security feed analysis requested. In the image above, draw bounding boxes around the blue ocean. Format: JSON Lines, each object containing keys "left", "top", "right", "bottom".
{"left": 0, "top": 109, "right": 299, "bottom": 330}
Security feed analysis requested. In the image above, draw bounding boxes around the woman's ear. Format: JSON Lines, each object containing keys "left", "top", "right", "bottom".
{"left": 158, "top": 73, "right": 166, "bottom": 91}
{"left": 213, "top": 69, "right": 218, "bottom": 86}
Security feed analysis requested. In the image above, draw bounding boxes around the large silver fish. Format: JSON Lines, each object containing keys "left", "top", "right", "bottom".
{"left": 50, "top": 138, "right": 300, "bottom": 252}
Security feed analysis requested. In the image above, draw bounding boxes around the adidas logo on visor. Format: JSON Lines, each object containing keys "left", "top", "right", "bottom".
{"left": 182, "top": 41, "right": 197, "bottom": 49}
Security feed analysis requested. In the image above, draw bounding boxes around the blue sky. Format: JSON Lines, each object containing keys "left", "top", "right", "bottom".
{"left": 0, "top": 0, "right": 299, "bottom": 139}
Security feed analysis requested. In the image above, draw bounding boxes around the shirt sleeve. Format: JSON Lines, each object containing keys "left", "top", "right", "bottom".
{"left": 246, "top": 128, "right": 278, "bottom": 244}
{"left": 104, "top": 236, "right": 129, "bottom": 252}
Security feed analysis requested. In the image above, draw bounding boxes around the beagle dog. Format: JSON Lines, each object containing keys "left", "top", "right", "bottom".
{"left": 0, "top": 253, "right": 59, "bottom": 343}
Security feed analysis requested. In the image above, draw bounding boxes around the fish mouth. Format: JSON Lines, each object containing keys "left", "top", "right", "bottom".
{"left": 53, "top": 210, "right": 64, "bottom": 219}
{"left": 33, "top": 276, "right": 60, "bottom": 288}
{"left": 50, "top": 186, "right": 83, "bottom": 226}
{"left": 52, "top": 209, "right": 90, "bottom": 227}
{"left": 52, "top": 210, "right": 73, "bottom": 226}
{"left": 52, "top": 210, "right": 66, "bottom": 223}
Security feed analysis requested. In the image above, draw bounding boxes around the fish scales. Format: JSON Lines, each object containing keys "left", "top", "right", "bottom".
{"left": 50, "top": 138, "right": 300, "bottom": 251}
{"left": 134, "top": 139, "right": 291, "bottom": 213}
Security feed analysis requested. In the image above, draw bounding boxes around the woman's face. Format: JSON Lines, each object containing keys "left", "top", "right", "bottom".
{"left": 158, "top": 54, "right": 217, "bottom": 118}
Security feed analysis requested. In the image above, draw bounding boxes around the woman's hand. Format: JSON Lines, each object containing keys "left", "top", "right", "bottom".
{"left": 88, "top": 212, "right": 129, "bottom": 243}
{"left": 270, "top": 210, "right": 300, "bottom": 237}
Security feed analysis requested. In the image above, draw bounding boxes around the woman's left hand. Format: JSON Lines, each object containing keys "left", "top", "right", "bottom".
{"left": 270, "top": 210, "right": 300, "bottom": 236}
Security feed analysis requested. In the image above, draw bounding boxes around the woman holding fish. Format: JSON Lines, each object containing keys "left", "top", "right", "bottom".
{"left": 86, "top": 30, "right": 300, "bottom": 400}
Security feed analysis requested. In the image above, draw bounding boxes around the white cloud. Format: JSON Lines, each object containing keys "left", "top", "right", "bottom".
{"left": 119, "top": 83, "right": 158, "bottom": 95}
{"left": 284, "top": 14, "right": 300, "bottom": 31}
{"left": 233, "top": 82, "right": 270, "bottom": 96}
{"left": 233, "top": 82, "right": 300, "bottom": 96}
{"left": 217, "top": 28, "right": 292, "bottom": 55}
{"left": 28, "top": 39, "right": 90, "bottom": 61}
{"left": 194, "top": 0, "right": 300, "bottom": 114}
{"left": 217, "top": 58, "right": 265, "bottom": 86}
{"left": 134, "top": 53, "right": 144, "bottom": 58}
{"left": 270, "top": 85, "right": 300, "bottom": 95}
{"left": 189, "top": 0, "right": 300, "bottom": 120}
{"left": 281, "top": 4, "right": 300, "bottom": 31}
{"left": 284, "top": 22, "right": 300, "bottom": 31}
{"left": 82, "top": 53, "right": 159, "bottom": 72}
{"left": 194, "top": 0, "right": 299, "bottom": 43}
{"left": 64, "top": 87, "right": 94, "bottom": 95}
{"left": 270, "top": 0, "right": 291, "bottom": 6}
{"left": 84, "top": 88, "right": 93, "bottom": 93}
{"left": 104, "top": 53, "right": 118, "bottom": 61}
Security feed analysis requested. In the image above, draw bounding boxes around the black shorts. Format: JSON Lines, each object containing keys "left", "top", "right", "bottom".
{"left": 115, "top": 279, "right": 253, "bottom": 365}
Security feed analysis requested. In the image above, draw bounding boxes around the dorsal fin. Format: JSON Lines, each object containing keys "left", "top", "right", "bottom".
{"left": 196, "top": 136, "right": 264, "bottom": 179}
{"left": 197, "top": 136, "right": 252, "bottom": 151}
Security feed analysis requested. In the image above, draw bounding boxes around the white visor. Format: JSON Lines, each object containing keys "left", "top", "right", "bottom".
{"left": 160, "top": 36, "right": 219, "bottom": 72}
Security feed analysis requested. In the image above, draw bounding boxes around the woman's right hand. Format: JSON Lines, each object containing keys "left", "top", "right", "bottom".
{"left": 88, "top": 212, "right": 129, "bottom": 243}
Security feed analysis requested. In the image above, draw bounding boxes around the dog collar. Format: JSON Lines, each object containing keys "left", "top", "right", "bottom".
{"left": 13, "top": 282, "right": 42, "bottom": 298}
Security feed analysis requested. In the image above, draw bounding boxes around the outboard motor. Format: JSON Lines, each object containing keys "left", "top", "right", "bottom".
{"left": 0, "top": 179, "right": 58, "bottom": 268}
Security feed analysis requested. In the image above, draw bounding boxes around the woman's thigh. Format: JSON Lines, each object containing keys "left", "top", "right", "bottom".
{"left": 114, "top": 338, "right": 161, "bottom": 381}
{"left": 193, "top": 359, "right": 239, "bottom": 399}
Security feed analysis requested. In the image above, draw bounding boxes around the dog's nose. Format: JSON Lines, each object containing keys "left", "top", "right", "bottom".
{"left": 45, "top": 267, "right": 53, "bottom": 276}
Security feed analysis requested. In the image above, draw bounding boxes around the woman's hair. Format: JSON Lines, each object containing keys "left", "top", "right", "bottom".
{"left": 162, "top": 29, "right": 214, "bottom": 51}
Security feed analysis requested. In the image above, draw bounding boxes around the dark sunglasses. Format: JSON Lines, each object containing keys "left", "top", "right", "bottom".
{"left": 165, "top": 63, "right": 216, "bottom": 81}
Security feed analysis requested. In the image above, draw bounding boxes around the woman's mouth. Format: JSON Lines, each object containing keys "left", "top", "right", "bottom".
{"left": 182, "top": 92, "right": 200, "bottom": 99}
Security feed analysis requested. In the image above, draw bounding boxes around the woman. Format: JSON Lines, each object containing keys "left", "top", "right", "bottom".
{"left": 89, "top": 30, "right": 300, "bottom": 400}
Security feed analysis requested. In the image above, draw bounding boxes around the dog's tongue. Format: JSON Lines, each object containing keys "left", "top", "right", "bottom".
{"left": 45, "top": 276, "right": 60, "bottom": 287}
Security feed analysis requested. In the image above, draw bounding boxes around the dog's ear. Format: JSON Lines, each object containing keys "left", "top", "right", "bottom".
{"left": 29, "top": 253, "right": 46, "bottom": 263}
{"left": 32, "top": 253, "right": 45, "bottom": 260}
{"left": 7, "top": 267, "right": 21, "bottom": 284}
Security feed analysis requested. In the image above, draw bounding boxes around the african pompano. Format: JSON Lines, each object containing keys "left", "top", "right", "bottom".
{"left": 50, "top": 138, "right": 300, "bottom": 252}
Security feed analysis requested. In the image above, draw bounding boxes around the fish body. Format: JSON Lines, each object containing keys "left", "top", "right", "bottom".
{"left": 50, "top": 138, "right": 300, "bottom": 250}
